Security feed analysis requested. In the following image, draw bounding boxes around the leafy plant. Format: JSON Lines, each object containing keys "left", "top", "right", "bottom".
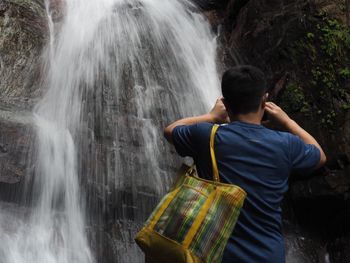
{"left": 287, "top": 15, "right": 350, "bottom": 129}
{"left": 281, "top": 83, "right": 310, "bottom": 114}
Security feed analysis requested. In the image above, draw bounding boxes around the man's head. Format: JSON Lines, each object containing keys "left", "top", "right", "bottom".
{"left": 221, "top": 65, "right": 268, "bottom": 115}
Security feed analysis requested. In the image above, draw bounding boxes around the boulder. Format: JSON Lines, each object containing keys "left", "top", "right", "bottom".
{"left": 0, "top": 110, "right": 33, "bottom": 184}
{"left": 0, "top": 0, "right": 47, "bottom": 111}
{"left": 0, "top": 0, "right": 46, "bottom": 185}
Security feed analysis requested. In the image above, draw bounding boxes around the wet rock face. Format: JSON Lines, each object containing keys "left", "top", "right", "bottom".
{"left": 0, "top": 0, "right": 47, "bottom": 111}
{"left": 0, "top": 0, "right": 46, "bottom": 184}
{"left": 0, "top": 113, "right": 33, "bottom": 184}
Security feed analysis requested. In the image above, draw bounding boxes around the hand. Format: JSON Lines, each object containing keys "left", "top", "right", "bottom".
{"left": 264, "top": 102, "right": 293, "bottom": 129}
{"left": 209, "top": 98, "right": 230, "bottom": 124}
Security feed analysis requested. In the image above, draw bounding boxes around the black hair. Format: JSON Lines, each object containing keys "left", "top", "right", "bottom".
{"left": 221, "top": 65, "right": 267, "bottom": 114}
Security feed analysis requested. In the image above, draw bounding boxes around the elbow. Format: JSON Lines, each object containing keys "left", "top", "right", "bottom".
{"left": 320, "top": 152, "right": 327, "bottom": 166}
{"left": 317, "top": 151, "right": 327, "bottom": 170}
{"left": 164, "top": 126, "right": 173, "bottom": 143}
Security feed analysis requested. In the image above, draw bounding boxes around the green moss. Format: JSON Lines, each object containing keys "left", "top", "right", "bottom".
{"left": 307, "top": 32, "right": 315, "bottom": 39}
{"left": 287, "top": 15, "right": 350, "bottom": 129}
{"left": 339, "top": 67, "right": 350, "bottom": 78}
{"left": 340, "top": 1, "right": 347, "bottom": 12}
{"left": 281, "top": 83, "right": 311, "bottom": 114}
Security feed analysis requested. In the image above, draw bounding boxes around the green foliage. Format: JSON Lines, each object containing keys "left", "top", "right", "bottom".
{"left": 339, "top": 67, "right": 350, "bottom": 78}
{"left": 340, "top": 1, "right": 346, "bottom": 12}
{"left": 321, "top": 110, "right": 336, "bottom": 126}
{"left": 307, "top": 32, "right": 315, "bottom": 39}
{"left": 288, "top": 15, "right": 350, "bottom": 129}
{"left": 281, "top": 83, "right": 310, "bottom": 114}
{"left": 317, "top": 18, "right": 350, "bottom": 57}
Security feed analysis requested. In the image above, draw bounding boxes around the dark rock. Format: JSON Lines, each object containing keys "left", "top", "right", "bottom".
{"left": 289, "top": 168, "right": 350, "bottom": 199}
{"left": 191, "top": 0, "right": 229, "bottom": 10}
{"left": 212, "top": 0, "right": 350, "bottom": 199}
{"left": 205, "top": 0, "right": 350, "bottom": 260}
{"left": 0, "top": 0, "right": 47, "bottom": 111}
{"left": 0, "top": 111, "right": 33, "bottom": 184}
{"left": 0, "top": 0, "right": 46, "bottom": 185}
{"left": 87, "top": 220, "right": 144, "bottom": 263}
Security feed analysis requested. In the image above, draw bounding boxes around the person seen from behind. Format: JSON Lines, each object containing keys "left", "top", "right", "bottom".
{"left": 164, "top": 65, "right": 327, "bottom": 263}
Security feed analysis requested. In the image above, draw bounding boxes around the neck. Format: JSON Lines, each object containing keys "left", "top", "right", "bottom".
{"left": 229, "top": 111, "right": 264, "bottom": 125}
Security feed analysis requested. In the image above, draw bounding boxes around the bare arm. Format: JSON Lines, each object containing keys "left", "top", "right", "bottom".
{"left": 164, "top": 98, "right": 228, "bottom": 143}
{"left": 265, "top": 102, "right": 327, "bottom": 169}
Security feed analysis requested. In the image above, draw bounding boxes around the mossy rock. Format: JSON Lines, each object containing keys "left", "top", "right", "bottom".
{"left": 286, "top": 14, "right": 350, "bottom": 129}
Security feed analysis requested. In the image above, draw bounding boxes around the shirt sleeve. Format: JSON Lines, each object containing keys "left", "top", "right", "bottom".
{"left": 288, "top": 133, "right": 321, "bottom": 172}
{"left": 171, "top": 123, "right": 211, "bottom": 158}
{"left": 172, "top": 125, "right": 198, "bottom": 157}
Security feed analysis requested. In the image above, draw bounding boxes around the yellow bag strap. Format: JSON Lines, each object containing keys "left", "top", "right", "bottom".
{"left": 183, "top": 125, "right": 220, "bottom": 247}
{"left": 210, "top": 124, "right": 220, "bottom": 182}
{"left": 182, "top": 190, "right": 216, "bottom": 248}
{"left": 149, "top": 187, "right": 181, "bottom": 230}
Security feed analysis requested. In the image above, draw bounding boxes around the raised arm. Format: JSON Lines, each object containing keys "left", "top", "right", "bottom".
{"left": 164, "top": 98, "right": 229, "bottom": 143}
{"left": 265, "top": 102, "right": 327, "bottom": 169}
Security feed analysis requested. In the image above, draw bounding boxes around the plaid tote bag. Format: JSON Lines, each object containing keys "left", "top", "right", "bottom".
{"left": 135, "top": 124, "right": 247, "bottom": 263}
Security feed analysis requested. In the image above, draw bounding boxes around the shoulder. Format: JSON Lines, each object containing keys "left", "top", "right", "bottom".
{"left": 193, "top": 122, "right": 214, "bottom": 134}
{"left": 173, "top": 122, "right": 213, "bottom": 138}
{"left": 255, "top": 128, "right": 295, "bottom": 153}
{"left": 172, "top": 122, "right": 214, "bottom": 157}
{"left": 255, "top": 126, "right": 292, "bottom": 142}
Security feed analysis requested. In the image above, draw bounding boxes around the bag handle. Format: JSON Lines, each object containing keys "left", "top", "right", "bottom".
{"left": 210, "top": 124, "right": 220, "bottom": 182}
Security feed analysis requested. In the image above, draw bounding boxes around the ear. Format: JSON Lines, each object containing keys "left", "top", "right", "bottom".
{"left": 261, "top": 93, "right": 269, "bottom": 108}
{"left": 222, "top": 98, "right": 231, "bottom": 112}
{"left": 221, "top": 97, "right": 228, "bottom": 108}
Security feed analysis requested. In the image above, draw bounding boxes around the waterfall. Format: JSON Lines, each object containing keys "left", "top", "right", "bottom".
{"left": 0, "top": 0, "right": 220, "bottom": 262}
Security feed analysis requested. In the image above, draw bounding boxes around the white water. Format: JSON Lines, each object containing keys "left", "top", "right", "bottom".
{"left": 0, "top": 0, "right": 220, "bottom": 262}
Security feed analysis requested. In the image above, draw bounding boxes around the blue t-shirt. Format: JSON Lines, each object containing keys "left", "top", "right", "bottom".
{"left": 172, "top": 121, "right": 320, "bottom": 263}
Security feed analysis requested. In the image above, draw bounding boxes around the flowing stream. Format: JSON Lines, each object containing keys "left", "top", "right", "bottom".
{"left": 0, "top": 0, "right": 220, "bottom": 262}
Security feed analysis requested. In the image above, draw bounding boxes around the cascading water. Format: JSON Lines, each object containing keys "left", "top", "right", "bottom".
{"left": 0, "top": 0, "right": 220, "bottom": 262}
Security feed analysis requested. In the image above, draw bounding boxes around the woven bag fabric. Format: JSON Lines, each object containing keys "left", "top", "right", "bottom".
{"left": 135, "top": 125, "right": 247, "bottom": 263}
